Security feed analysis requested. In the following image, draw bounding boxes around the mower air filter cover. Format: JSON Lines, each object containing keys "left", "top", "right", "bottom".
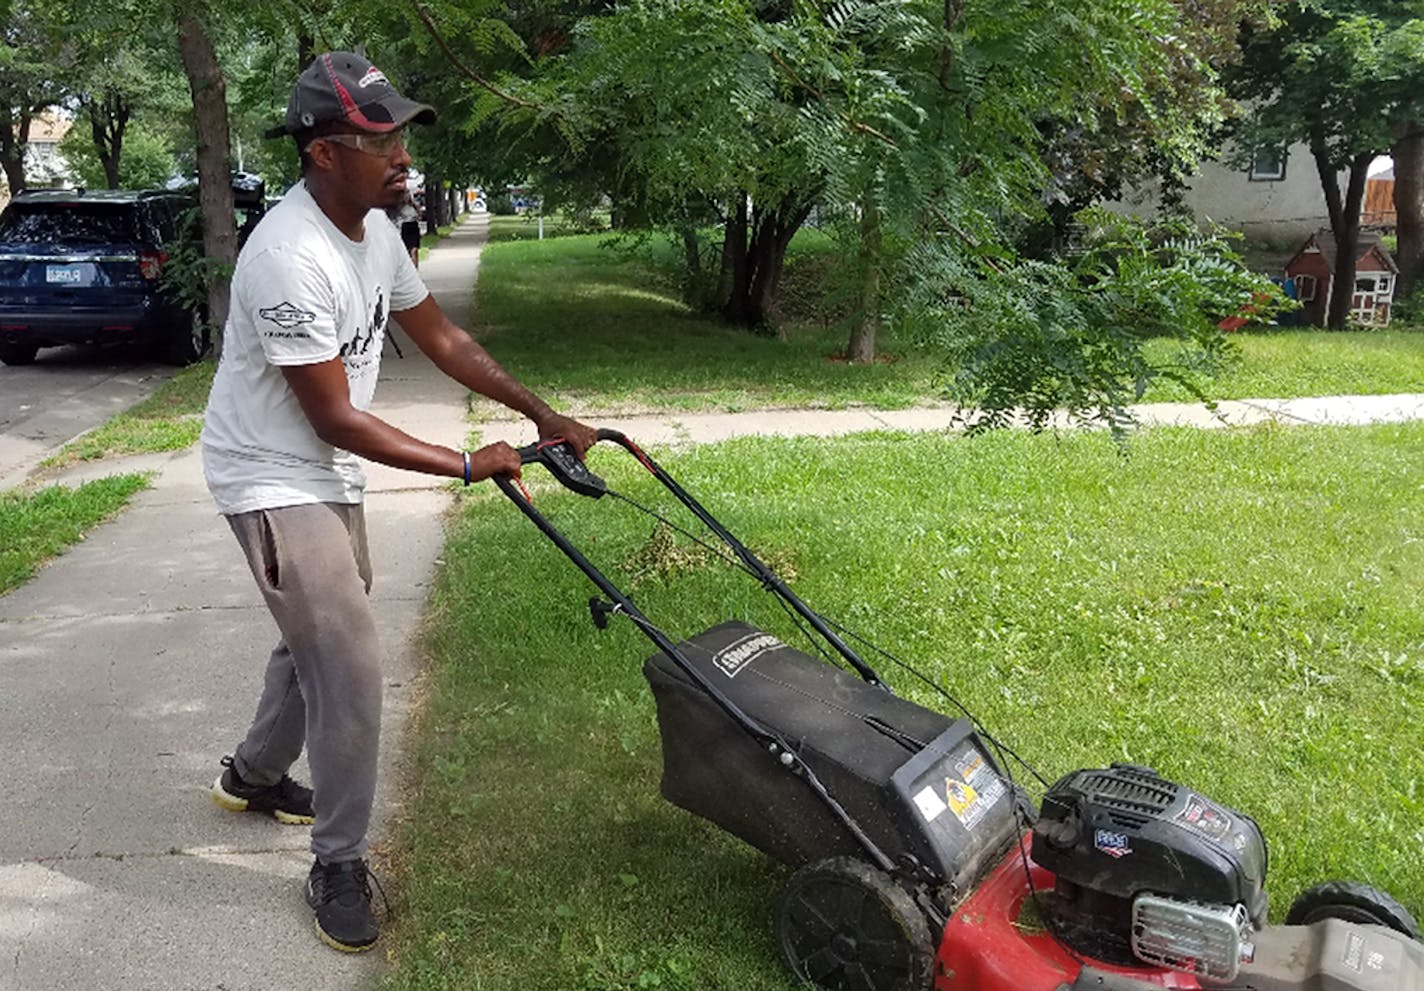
{"left": 644, "top": 621, "right": 1021, "bottom": 896}
{"left": 1031, "top": 764, "right": 1268, "bottom": 923}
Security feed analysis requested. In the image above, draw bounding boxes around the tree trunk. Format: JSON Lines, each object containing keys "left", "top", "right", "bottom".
{"left": 1394, "top": 128, "right": 1424, "bottom": 300}
{"left": 680, "top": 226, "right": 701, "bottom": 277}
{"left": 177, "top": 12, "right": 237, "bottom": 354}
{"left": 0, "top": 109, "right": 33, "bottom": 195}
{"left": 447, "top": 186, "right": 459, "bottom": 224}
{"left": 846, "top": 197, "right": 881, "bottom": 363}
{"left": 298, "top": 33, "right": 318, "bottom": 72}
{"left": 1313, "top": 141, "right": 1373, "bottom": 329}
{"left": 722, "top": 194, "right": 811, "bottom": 329}
{"left": 87, "top": 92, "right": 131, "bottom": 189}
{"left": 720, "top": 192, "right": 750, "bottom": 322}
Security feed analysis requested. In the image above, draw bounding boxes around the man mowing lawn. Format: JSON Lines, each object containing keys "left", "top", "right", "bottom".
{"left": 199, "top": 51, "right": 595, "bottom": 954}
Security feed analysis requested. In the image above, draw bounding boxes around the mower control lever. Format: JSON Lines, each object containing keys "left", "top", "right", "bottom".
{"left": 515, "top": 439, "right": 608, "bottom": 498}
{"left": 589, "top": 596, "right": 615, "bottom": 629}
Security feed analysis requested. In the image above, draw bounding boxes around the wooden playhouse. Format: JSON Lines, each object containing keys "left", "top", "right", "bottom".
{"left": 1284, "top": 232, "right": 1398, "bottom": 327}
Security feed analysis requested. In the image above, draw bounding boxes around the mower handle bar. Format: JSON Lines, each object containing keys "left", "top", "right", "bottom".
{"left": 491, "top": 430, "right": 903, "bottom": 875}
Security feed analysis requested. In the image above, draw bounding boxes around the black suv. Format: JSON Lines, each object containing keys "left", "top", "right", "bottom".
{"left": 0, "top": 189, "right": 209, "bottom": 366}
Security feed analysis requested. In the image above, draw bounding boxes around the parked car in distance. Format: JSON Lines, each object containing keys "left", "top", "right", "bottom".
{"left": 0, "top": 189, "right": 208, "bottom": 366}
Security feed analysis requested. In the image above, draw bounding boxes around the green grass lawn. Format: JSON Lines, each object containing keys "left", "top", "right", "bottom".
{"left": 472, "top": 234, "right": 944, "bottom": 414}
{"left": 486, "top": 212, "right": 611, "bottom": 243}
{"left": 1144, "top": 328, "right": 1424, "bottom": 402}
{"left": 473, "top": 233, "right": 1424, "bottom": 419}
{"left": 382, "top": 423, "right": 1424, "bottom": 991}
{"left": 0, "top": 474, "right": 150, "bottom": 594}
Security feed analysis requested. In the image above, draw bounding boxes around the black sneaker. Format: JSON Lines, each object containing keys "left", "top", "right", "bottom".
{"left": 210, "top": 755, "right": 315, "bottom": 825}
{"left": 306, "top": 858, "right": 379, "bottom": 953}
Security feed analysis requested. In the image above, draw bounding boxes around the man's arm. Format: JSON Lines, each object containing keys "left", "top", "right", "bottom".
{"left": 393, "top": 295, "right": 597, "bottom": 456}
{"left": 280, "top": 359, "right": 521, "bottom": 483}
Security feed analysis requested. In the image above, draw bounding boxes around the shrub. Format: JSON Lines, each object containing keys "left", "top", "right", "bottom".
{"left": 894, "top": 209, "right": 1289, "bottom": 432}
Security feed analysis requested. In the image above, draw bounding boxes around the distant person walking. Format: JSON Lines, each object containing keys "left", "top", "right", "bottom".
{"left": 199, "top": 51, "right": 595, "bottom": 954}
{"left": 390, "top": 189, "right": 421, "bottom": 267}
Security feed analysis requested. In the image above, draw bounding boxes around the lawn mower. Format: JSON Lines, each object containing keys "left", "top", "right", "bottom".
{"left": 495, "top": 430, "right": 1424, "bottom": 991}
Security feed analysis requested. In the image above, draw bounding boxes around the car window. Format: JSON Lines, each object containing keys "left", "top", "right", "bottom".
{"left": 0, "top": 204, "right": 141, "bottom": 245}
{"left": 147, "top": 200, "right": 178, "bottom": 243}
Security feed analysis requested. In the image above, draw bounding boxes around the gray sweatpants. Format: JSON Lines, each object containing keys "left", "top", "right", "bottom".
{"left": 225, "top": 502, "right": 381, "bottom": 864}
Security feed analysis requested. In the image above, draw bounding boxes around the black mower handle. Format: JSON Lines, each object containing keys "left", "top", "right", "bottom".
{"left": 510, "top": 430, "right": 640, "bottom": 499}
{"left": 500, "top": 429, "right": 887, "bottom": 690}
{"left": 492, "top": 429, "right": 904, "bottom": 876}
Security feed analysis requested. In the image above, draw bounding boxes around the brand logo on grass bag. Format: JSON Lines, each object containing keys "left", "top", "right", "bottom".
{"left": 713, "top": 633, "right": 782, "bottom": 678}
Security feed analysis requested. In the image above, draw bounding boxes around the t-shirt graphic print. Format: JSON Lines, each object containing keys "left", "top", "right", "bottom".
{"left": 201, "top": 182, "right": 428, "bottom": 515}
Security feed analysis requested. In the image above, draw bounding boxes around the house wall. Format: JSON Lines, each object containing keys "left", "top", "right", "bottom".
{"left": 1106, "top": 141, "right": 1348, "bottom": 244}
{"left": 9, "top": 110, "right": 72, "bottom": 191}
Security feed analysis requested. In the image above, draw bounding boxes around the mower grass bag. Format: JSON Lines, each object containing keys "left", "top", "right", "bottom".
{"left": 643, "top": 621, "right": 1020, "bottom": 896}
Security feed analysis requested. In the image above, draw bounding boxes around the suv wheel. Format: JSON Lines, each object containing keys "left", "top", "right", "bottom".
{"left": 165, "top": 308, "right": 210, "bottom": 366}
{"left": 0, "top": 340, "right": 39, "bottom": 366}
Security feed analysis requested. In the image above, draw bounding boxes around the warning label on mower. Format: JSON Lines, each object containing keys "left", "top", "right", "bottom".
{"left": 1175, "top": 793, "right": 1233, "bottom": 843}
{"left": 948, "top": 750, "right": 1007, "bottom": 830}
{"left": 913, "top": 747, "right": 1006, "bottom": 830}
{"left": 712, "top": 632, "right": 783, "bottom": 678}
{"left": 913, "top": 786, "right": 948, "bottom": 822}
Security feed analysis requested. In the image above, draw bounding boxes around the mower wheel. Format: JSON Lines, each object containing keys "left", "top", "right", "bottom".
{"left": 1285, "top": 881, "right": 1422, "bottom": 940}
{"left": 776, "top": 857, "right": 935, "bottom": 991}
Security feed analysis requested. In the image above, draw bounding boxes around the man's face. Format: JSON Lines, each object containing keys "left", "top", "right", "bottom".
{"left": 314, "top": 127, "right": 413, "bottom": 211}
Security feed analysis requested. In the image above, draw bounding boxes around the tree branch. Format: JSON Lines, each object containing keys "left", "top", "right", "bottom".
{"left": 939, "top": 0, "right": 963, "bottom": 92}
{"left": 406, "top": 0, "right": 546, "bottom": 112}
{"left": 766, "top": 48, "right": 899, "bottom": 149}
{"left": 930, "top": 204, "right": 1007, "bottom": 274}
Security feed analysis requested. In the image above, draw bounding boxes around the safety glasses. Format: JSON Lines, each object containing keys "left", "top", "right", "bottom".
{"left": 309, "top": 128, "right": 407, "bottom": 158}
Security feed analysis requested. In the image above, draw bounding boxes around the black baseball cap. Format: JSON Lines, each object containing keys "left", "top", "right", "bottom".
{"left": 265, "top": 51, "right": 436, "bottom": 139}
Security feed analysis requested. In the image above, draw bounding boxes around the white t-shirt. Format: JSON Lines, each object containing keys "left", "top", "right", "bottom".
{"left": 201, "top": 181, "right": 429, "bottom": 515}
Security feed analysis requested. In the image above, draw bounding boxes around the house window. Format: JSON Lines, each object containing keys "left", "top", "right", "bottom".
{"left": 1379, "top": 276, "right": 1392, "bottom": 293}
{"left": 1356, "top": 276, "right": 1377, "bottom": 293}
{"left": 1250, "top": 148, "right": 1287, "bottom": 181}
{"left": 1294, "top": 274, "right": 1317, "bottom": 302}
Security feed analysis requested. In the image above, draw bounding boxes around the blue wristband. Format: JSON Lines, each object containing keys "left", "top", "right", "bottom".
{"left": 462, "top": 450, "right": 471, "bottom": 485}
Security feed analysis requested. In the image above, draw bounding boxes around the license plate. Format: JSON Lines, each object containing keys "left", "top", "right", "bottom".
{"left": 46, "top": 264, "right": 84, "bottom": 285}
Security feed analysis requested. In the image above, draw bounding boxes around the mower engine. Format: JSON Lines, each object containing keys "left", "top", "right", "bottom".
{"left": 1031, "top": 763, "right": 1268, "bottom": 982}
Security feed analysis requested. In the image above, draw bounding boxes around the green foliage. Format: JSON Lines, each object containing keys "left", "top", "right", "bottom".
{"left": 895, "top": 210, "right": 1288, "bottom": 431}
{"left": 485, "top": 211, "right": 608, "bottom": 242}
{"left": 59, "top": 122, "right": 176, "bottom": 189}
{"left": 1229, "top": 4, "right": 1424, "bottom": 185}
{"left": 159, "top": 206, "right": 227, "bottom": 320}
{"left": 348, "top": 0, "right": 1290, "bottom": 398}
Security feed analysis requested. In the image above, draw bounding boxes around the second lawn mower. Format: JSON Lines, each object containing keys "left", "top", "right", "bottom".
{"left": 495, "top": 431, "right": 1424, "bottom": 991}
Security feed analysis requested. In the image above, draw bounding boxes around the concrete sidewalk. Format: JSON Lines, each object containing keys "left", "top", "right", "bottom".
{"left": 3, "top": 208, "right": 1424, "bottom": 991}
{"left": 0, "top": 213, "right": 504, "bottom": 991}
{"left": 473, "top": 392, "right": 1424, "bottom": 448}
